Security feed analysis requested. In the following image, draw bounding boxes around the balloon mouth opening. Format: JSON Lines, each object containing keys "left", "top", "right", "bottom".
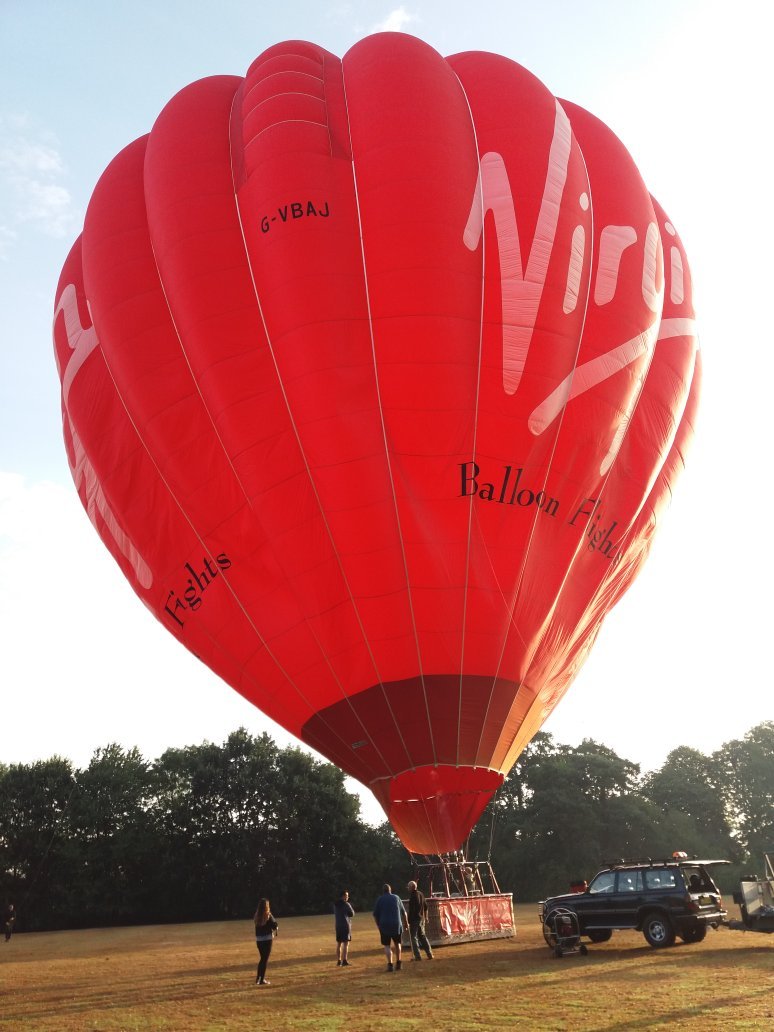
{"left": 370, "top": 764, "right": 503, "bottom": 855}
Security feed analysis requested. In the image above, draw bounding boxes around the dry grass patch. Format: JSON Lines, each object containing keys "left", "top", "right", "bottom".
{"left": 1, "top": 903, "right": 772, "bottom": 1031}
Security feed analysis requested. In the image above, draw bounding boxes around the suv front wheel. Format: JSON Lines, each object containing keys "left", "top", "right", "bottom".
{"left": 642, "top": 911, "right": 676, "bottom": 948}
{"left": 586, "top": 929, "right": 612, "bottom": 943}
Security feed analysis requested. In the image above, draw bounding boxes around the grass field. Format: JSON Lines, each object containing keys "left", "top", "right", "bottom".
{"left": 1, "top": 903, "right": 771, "bottom": 1031}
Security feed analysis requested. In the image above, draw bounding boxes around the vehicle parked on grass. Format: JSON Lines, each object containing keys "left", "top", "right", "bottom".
{"left": 539, "top": 853, "right": 729, "bottom": 949}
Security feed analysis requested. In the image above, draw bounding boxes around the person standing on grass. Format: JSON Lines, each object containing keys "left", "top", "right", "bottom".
{"left": 334, "top": 889, "right": 355, "bottom": 966}
{"left": 253, "top": 898, "right": 278, "bottom": 986}
{"left": 372, "top": 883, "right": 408, "bottom": 972}
{"left": 406, "top": 881, "right": 434, "bottom": 961}
{"left": 3, "top": 904, "right": 15, "bottom": 943}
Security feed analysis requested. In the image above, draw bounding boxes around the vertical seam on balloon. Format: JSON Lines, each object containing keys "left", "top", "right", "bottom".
{"left": 512, "top": 320, "right": 667, "bottom": 748}
{"left": 481, "top": 179, "right": 594, "bottom": 770}
{"left": 110, "top": 89, "right": 387, "bottom": 778}
{"left": 229, "top": 70, "right": 410, "bottom": 775}
{"left": 340, "top": 53, "right": 437, "bottom": 774}
{"left": 471, "top": 102, "right": 595, "bottom": 770}
{"left": 88, "top": 270, "right": 333, "bottom": 752}
{"left": 226, "top": 80, "right": 393, "bottom": 772}
{"left": 68, "top": 157, "right": 317, "bottom": 723}
{"left": 517, "top": 314, "right": 695, "bottom": 748}
{"left": 321, "top": 52, "right": 333, "bottom": 158}
{"left": 451, "top": 69, "right": 486, "bottom": 773}
{"left": 497, "top": 182, "right": 667, "bottom": 773}
{"left": 508, "top": 330, "right": 658, "bottom": 765}
{"left": 60, "top": 313, "right": 321, "bottom": 743}
{"left": 462, "top": 110, "right": 567, "bottom": 768}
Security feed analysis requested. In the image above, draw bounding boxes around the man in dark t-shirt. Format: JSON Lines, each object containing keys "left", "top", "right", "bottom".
{"left": 406, "top": 881, "right": 434, "bottom": 960}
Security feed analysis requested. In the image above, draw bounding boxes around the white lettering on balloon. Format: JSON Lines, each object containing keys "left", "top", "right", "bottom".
{"left": 562, "top": 193, "right": 588, "bottom": 315}
{"left": 464, "top": 118, "right": 674, "bottom": 473}
{"left": 53, "top": 285, "right": 153, "bottom": 589}
{"left": 664, "top": 222, "right": 685, "bottom": 304}
{"left": 642, "top": 222, "right": 661, "bottom": 312}
{"left": 53, "top": 284, "right": 98, "bottom": 404}
{"left": 594, "top": 226, "right": 638, "bottom": 306}
{"left": 463, "top": 101, "right": 573, "bottom": 396}
{"left": 529, "top": 319, "right": 659, "bottom": 473}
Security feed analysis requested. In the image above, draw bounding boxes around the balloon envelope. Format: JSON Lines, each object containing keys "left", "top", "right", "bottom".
{"left": 53, "top": 34, "right": 699, "bottom": 854}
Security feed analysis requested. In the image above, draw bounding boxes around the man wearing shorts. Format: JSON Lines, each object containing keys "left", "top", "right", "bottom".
{"left": 372, "top": 884, "right": 408, "bottom": 972}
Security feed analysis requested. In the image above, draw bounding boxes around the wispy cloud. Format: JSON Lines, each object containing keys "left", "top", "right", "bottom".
{"left": 372, "top": 6, "right": 419, "bottom": 32}
{"left": 0, "top": 115, "right": 78, "bottom": 253}
{"left": 0, "top": 136, "right": 65, "bottom": 176}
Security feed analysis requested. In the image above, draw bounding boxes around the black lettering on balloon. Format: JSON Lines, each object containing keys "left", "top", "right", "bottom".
{"left": 259, "top": 201, "right": 331, "bottom": 233}
{"left": 458, "top": 463, "right": 559, "bottom": 518}
{"left": 163, "top": 552, "right": 233, "bottom": 630}
{"left": 457, "top": 461, "right": 621, "bottom": 561}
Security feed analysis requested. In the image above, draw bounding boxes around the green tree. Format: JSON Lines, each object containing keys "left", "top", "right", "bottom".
{"left": 515, "top": 739, "right": 644, "bottom": 895}
{"left": 152, "top": 729, "right": 281, "bottom": 921}
{"left": 150, "top": 729, "right": 392, "bottom": 922}
{"left": 471, "top": 736, "right": 676, "bottom": 901}
{"left": 70, "top": 745, "right": 158, "bottom": 926}
{"left": 260, "top": 746, "right": 372, "bottom": 914}
{"left": 715, "top": 722, "right": 774, "bottom": 858}
{"left": 467, "top": 733, "right": 556, "bottom": 891}
{"left": 9, "top": 720, "right": 770, "bottom": 931}
{"left": 642, "top": 745, "right": 738, "bottom": 859}
{"left": 0, "top": 757, "right": 79, "bottom": 930}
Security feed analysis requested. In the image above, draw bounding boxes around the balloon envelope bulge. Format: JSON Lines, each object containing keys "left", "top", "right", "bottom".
{"left": 53, "top": 35, "right": 699, "bottom": 854}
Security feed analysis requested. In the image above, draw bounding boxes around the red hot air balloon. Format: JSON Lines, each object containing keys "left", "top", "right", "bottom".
{"left": 53, "top": 34, "right": 699, "bottom": 855}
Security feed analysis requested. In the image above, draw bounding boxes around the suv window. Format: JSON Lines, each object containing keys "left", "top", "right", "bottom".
{"left": 644, "top": 869, "right": 678, "bottom": 890}
{"left": 588, "top": 871, "right": 616, "bottom": 894}
{"left": 617, "top": 870, "right": 643, "bottom": 892}
{"left": 684, "top": 867, "right": 715, "bottom": 892}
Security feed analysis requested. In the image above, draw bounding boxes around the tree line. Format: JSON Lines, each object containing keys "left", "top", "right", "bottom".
{"left": 1, "top": 723, "right": 772, "bottom": 932}
{"left": 468, "top": 722, "right": 774, "bottom": 901}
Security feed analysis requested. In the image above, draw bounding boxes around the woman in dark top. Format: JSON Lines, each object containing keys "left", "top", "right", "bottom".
{"left": 253, "top": 898, "right": 278, "bottom": 985}
{"left": 333, "top": 889, "right": 355, "bottom": 966}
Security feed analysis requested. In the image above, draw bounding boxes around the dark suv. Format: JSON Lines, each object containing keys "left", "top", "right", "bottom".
{"left": 539, "top": 856, "right": 729, "bottom": 948}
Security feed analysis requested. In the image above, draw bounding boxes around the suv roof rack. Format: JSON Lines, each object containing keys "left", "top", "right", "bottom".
{"left": 603, "top": 857, "right": 674, "bottom": 868}
{"left": 603, "top": 856, "right": 730, "bottom": 869}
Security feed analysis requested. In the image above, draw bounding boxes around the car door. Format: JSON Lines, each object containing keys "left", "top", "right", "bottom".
{"left": 614, "top": 869, "right": 644, "bottom": 927}
{"left": 576, "top": 870, "right": 618, "bottom": 930}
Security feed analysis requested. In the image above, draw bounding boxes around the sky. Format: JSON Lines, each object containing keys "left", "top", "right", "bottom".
{"left": 1, "top": 0, "right": 771, "bottom": 828}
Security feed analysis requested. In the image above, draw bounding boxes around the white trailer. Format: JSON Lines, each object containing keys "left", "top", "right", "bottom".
{"left": 727, "top": 853, "right": 774, "bottom": 934}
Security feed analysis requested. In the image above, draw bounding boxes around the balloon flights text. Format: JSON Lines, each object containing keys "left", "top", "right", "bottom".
{"left": 52, "top": 34, "right": 699, "bottom": 856}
